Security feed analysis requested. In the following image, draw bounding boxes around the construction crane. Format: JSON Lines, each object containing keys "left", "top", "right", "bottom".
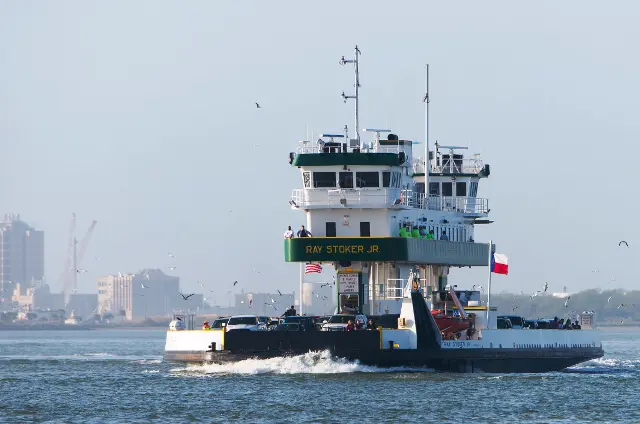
{"left": 57, "top": 213, "right": 76, "bottom": 303}
{"left": 59, "top": 215, "right": 97, "bottom": 305}
{"left": 72, "top": 220, "right": 98, "bottom": 293}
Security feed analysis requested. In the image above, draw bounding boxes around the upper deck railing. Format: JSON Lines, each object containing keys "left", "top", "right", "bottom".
{"left": 291, "top": 188, "right": 488, "bottom": 215}
{"left": 296, "top": 140, "right": 408, "bottom": 155}
{"left": 413, "top": 155, "right": 484, "bottom": 175}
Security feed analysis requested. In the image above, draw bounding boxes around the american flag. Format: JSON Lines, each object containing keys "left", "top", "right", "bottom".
{"left": 305, "top": 263, "right": 322, "bottom": 274}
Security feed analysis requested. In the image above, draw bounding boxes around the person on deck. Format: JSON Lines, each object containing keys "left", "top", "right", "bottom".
{"left": 283, "top": 305, "right": 297, "bottom": 317}
{"left": 297, "top": 225, "right": 312, "bottom": 237}
{"left": 284, "top": 226, "right": 294, "bottom": 239}
{"left": 426, "top": 229, "right": 435, "bottom": 240}
{"left": 345, "top": 320, "right": 355, "bottom": 331}
{"left": 202, "top": 321, "right": 211, "bottom": 330}
{"left": 440, "top": 230, "right": 449, "bottom": 241}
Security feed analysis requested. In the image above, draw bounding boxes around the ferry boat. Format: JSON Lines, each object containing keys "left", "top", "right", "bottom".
{"left": 164, "top": 46, "right": 604, "bottom": 373}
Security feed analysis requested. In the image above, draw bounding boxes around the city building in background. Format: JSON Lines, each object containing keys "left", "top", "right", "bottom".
{"left": 0, "top": 214, "right": 45, "bottom": 307}
{"left": 97, "top": 269, "right": 201, "bottom": 320}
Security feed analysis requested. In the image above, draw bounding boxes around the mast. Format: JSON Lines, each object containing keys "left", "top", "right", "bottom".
{"left": 486, "top": 239, "right": 493, "bottom": 326}
{"left": 423, "top": 64, "right": 430, "bottom": 199}
{"left": 340, "top": 45, "right": 362, "bottom": 146}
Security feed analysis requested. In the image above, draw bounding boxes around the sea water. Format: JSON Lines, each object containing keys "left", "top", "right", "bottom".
{"left": 0, "top": 328, "right": 638, "bottom": 423}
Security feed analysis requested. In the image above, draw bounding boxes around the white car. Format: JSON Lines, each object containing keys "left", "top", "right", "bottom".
{"left": 225, "top": 315, "right": 267, "bottom": 332}
{"left": 321, "top": 314, "right": 368, "bottom": 331}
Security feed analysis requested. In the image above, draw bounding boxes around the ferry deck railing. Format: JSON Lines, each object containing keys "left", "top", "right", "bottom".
{"left": 413, "top": 156, "right": 484, "bottom": 175}
{"left": 296, "top": 141, "right": 408, "bottom": 155}
{"left": 291, "top": 188, "right": 488, "bottom": 215}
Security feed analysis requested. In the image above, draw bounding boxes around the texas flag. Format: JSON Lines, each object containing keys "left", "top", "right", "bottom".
{"left": 491, "top": 253, "right": 509, "bottom": 275}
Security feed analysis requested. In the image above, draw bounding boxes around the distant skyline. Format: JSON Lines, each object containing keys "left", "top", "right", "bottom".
{"left": 2, "top": 1, "right": 639, "bottom": 296}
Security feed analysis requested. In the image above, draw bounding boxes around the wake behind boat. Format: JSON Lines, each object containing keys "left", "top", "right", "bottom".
{"left": 164, "top": 46, "right": 604, "bottom": 373}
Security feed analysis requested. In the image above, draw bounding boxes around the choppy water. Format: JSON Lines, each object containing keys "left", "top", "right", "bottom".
{"left": 0, "top": 328, "right": 638, "bottom": 423}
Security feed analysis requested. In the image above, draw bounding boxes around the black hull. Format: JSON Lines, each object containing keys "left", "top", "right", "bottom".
{"left": 165, "top": 346, "right": 603, "bottom": 373}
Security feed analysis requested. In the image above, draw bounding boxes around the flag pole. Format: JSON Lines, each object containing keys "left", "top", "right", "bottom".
{"left": 486, "top": 239, "right": 493, "bottom": 326}
{"left": 299, "top": 263, "right": 303, "bottom": 315}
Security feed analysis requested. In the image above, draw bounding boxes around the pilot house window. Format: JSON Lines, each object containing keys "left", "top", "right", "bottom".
{"left": 313, "top": 172, "right": 336, "bottom": 188}
{"left": 429, "top": 182, "right": 440, "bottom": 196}
{"left": 456, "top": 182, "right": 467, "bottom": 197}
{"left": 356, "top": 172, "right": 379, "bottom": 188}
{"left": 442, "top": 182, "right": 453, "bottom": 196}
{"left": 339, "top": 172, "right": 353, "bottom": 188}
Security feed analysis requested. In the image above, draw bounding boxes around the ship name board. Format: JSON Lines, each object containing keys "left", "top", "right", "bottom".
{"left": 304, "top": 244, "right": 380, "bottom": 254}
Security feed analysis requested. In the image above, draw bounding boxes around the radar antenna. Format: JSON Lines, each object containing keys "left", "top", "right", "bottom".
{"left": 339, "top": 45, "right": 361, "bottom": 146}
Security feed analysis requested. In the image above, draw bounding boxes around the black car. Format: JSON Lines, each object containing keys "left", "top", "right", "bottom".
{"left": 273, "top": 323, "right": 303, "bottom": 331}
{"left": 283, "top": 316, "right": 317, "bottom": 331}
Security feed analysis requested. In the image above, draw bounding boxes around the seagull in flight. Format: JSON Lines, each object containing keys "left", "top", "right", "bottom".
{"left": 473, "top": 285, "right": 484, "bottom": 292}
{"left": 179, "top": 293, "right": 194, "bottom": 300}
{"left": 255, "top": 102, "right": 261, "bottom": 108}
{"left": 530, "top": 291, "right": 541, "bottom": 299}
{"left": 233, "top": 281, "right": 239, "bottom": 286}
{"left": 619, "top": 240, "right": 629, "bottom": 247}
{"left": 564, "top": 296, "right": 571, "bottom": 308}
{"left": 74, "top": 269, "right": 88, "bottom": 274}
{"left": 168, "top": 252, "right": 175, "bottom": 258}
{"left": 543, "top": 282, "right": 548, "bottom": 293}
{"left": 169, "top": 266, "right": 177, "bottom": 271}
{"left": 140, "top": 283, "right": 148, "bottom": 289}
{"left": 277, "top": 289, "right": 282, "bottom": 296}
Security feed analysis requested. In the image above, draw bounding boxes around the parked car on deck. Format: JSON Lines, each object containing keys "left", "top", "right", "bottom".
{"left": 225, "top": 315, "right": 267, "bottom": 332}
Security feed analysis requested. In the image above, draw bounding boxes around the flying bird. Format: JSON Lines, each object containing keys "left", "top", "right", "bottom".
{"left": 233, "top": 281, "right": 239, "bottom": 286}
{"left": 530, "top": 291, "right": 541, "bottom": 299}
{"left": 512, "top": 306, "right": 519, "bottom": 312}
{"left": 473, "top": 285, "right": 484, "bottom": 292}
{"left": 608, "top": 296, "right": 613, "bottom": 303}
{"left": 255, "top": 102, "right": 261, "bottom": 108}
{"left": 168, "top": 253, "right": 175, "bottom": 258}
{"left": 564, "top": 296, "right": 571, "bottom": 308}
{"left": 277, "top": 290, "right": 282, "bottom": 296}
{"left": 543, "top": 282, "right": 548, "bottom": 292}
{"left": 75, "top": 269, "right": 87, "bottom": 274}
{"left": 179, "top": 293, "right": 194, "bottom": 300}
{"left": 140, "top": 283, "right": 148, "bottom": 289}
{"left": 619, "top": 241, "right": 629, "bottom": 247}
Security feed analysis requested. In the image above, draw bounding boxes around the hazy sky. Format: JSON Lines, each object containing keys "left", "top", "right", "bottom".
{"left": 2, "top": 1, "right": 639, "bottom": 298}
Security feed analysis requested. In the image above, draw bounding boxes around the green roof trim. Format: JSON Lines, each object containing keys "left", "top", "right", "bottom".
{"left": 291, "top": 153, "right": 402, "bottom": 167}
